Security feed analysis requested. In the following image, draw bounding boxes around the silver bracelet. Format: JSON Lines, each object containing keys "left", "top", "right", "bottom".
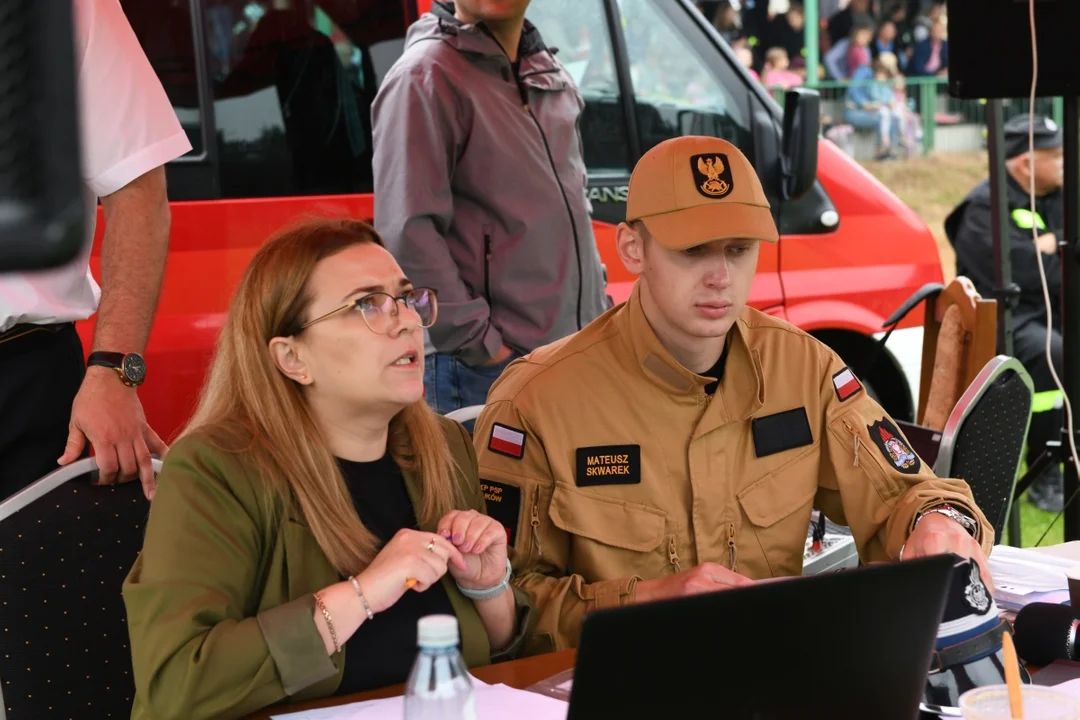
{"left": 456, "top": 558, "right": 512, "bottom": 601}
{"left": 349, "top": 576, "right": 375, "bottom": 621}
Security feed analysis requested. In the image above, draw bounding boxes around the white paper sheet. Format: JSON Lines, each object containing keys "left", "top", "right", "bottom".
{"left": 989, "top": 545, "right": 1076, "bottom": 611}
{"left": 270, "top": 679, "right": 568, "bottom": 720}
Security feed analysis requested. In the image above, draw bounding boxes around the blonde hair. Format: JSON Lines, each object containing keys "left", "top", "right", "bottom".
{"left": 179, "top": 217, "right": 459, "bottom": 575}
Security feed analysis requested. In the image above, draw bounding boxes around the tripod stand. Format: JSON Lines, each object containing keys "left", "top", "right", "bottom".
{"left": 1002, "top": 96, "right": 1080, "bottom": 542}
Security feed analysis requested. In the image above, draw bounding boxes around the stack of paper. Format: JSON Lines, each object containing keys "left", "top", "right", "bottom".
{"left": 272, "top": 675, "right": 568, "bottom": 720}
{"left": 989, "top": 545, "right": 1073, "bottom": 612}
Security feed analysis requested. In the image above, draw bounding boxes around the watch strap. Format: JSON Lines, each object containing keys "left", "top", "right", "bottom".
{"left": 917, "top": 503, "right": 978, "bottom": 536}
{"left": 87, "top": 351, "right": 126, "bottom": 367}
{"left": 455, "top": 558, "right": 512, "bottom": 601}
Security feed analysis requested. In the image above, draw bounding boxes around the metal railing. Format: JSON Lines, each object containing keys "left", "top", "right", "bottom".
{"left": 764, "top": 76, "right": 1065, "bottom": 156}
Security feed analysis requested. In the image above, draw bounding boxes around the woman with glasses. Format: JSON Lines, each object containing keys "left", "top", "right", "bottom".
{"left": 122, "top": 218, "right": 532, "bottom": 719}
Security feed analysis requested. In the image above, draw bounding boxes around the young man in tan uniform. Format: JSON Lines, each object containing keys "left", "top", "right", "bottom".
{"left": 473, "top": 136, "right": 993, "bottom": 655}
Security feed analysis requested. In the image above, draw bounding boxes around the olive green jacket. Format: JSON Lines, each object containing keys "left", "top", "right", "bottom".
{"left": 123, "top": 416, "right": 533, "bottom": 720}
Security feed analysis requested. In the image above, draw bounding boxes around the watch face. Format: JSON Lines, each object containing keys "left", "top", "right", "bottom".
{"left": 122, "top": 353, "right": 146, "bottom": 384}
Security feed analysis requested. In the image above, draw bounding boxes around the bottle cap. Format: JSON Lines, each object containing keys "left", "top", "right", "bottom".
{"left": 417, "top": 614, "right": 460, "bottom": 648}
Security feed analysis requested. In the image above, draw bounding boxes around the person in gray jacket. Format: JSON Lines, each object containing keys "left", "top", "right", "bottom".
{"left": 372, "top": 0, "right": 609, "bottom": 417}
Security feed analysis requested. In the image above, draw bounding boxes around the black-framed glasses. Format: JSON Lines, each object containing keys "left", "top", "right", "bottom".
{"left": 301, "top": 287, "right": 438, "bottom": 335}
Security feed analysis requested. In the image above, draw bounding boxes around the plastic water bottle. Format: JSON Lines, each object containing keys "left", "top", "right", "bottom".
{"left": 403, "top": 615, "right": 477, "bottom": 720}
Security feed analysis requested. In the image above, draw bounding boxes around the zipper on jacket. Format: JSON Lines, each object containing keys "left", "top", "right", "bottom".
{"left": 482, "top": 225, "right": 493, "bottom": 308}
{"left": 668, "top": 535, "right": 682, "bottom": 574}
{"left": 727, "top": 523, "right": 738, "bottom": 573}
{"left": 494, "top": 43, "right": 585, "bottom": 332}
{"left": 845, "top": 421, "right": 860, "bottom": 467}
{"left": 530, "top": 486, "right": 542, "bottom": 558}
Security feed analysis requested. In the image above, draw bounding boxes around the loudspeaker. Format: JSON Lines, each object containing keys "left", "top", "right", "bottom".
{"left": 0, "top": 0, "right": 85, "bottom": 272}
{"left": 946, "top": 0, "right": 1080, "bottom": 99}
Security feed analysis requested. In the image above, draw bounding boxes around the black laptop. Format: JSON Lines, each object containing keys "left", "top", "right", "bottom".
{"left": 566, "top": 554, "right": 956, "bottom": 720}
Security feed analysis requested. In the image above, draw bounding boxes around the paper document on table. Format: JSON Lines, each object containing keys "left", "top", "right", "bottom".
{"left": 270, "top": 680, "right": 568, "bottom": 720}
{"left": 989, "top": 545, "right": 1074, "bottom": 611}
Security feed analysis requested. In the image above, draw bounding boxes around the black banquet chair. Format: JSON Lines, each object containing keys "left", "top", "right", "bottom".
{"left": 0, "top": 456, "right": 160, "bottom": 719}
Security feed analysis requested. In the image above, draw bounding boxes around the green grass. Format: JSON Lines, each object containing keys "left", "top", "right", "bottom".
{"left": 1004, "top": 493, "right": 1064, "bottom": 547}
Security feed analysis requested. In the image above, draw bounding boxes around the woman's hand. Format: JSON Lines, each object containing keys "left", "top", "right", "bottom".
{"left": 437, "top": 510, "right": 508, "bottom": 591}
{"left": 354, "top": 529, "right": 467, "bottom": 614}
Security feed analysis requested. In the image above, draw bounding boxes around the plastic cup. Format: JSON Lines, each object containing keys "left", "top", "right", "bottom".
{"left": 959, "top": 685, "right": 1080, "bottom": 720}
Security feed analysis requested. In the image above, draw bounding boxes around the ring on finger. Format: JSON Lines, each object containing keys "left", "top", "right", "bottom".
{"left": 427, "top": 539, "right": 436, "bottom": 553}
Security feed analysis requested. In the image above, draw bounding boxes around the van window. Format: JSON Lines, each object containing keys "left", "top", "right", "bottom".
{"left": 123, "top": 0, "right": 202, "bottom": 155}
{"left": 617, "top": 0, "right": 753, "bottom": 157}
{"left": 202, "top": 1, "right": 408, "bottom": 198}
{"left": 525, "top": 1, "right": 631, "bottom": 173}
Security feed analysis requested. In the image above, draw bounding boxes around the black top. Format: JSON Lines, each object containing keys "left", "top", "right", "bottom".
{"left": 703, "top": 339, "right": 731, "bottom": 395}
{"left": 334, "top": 453, "right": 456, "bottom": 696}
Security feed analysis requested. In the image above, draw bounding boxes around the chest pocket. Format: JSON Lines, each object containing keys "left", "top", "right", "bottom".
{"left": 549, "top": 485, "right": 669, "bottom": 580}
{"left": 737, "top": 445, "right": 820, "bottom": 577}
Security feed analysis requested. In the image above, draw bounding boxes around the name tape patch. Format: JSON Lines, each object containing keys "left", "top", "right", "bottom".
{"left": 751, "top": 407, "right": 813, "bottom": 457}
{"left": 480, "top": 480, "right": 521, "bottom": 546}
{"left": 488, "top": 423, "right": 526, "bottom": 460}
{"left": 575, "top": 445, "right": 641, "bottom": 487}
{"left": 832, "top": 366, "right": 863, "bottom": 402}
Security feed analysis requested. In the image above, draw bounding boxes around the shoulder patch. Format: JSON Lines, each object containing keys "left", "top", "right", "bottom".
{"left": 488, "top": 423, "right": 526, "bottom": 460}
{"left": 868, "top": 418, "right": 921, "bottom": 475}
{"left": 832, "top": 366, "right": 863, "bottom": 402}
{"left": 480, "top": 480, "right": 521, "bottom": 546}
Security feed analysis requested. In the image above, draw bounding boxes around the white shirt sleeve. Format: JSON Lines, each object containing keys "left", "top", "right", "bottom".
{"left": 73, "top": 0, "right": 193, "bottom": 198}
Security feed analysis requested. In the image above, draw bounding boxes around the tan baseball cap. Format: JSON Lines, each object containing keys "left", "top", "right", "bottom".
{"left": 626, "top": 135, "right": 779, "bottom": 250}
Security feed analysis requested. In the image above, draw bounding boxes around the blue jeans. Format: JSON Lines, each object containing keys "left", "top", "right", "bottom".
{"left": 423, "top": 352, "right": 521, "bottom": 419}
{"left": 844, "top": 107, "right": 900, "bottom": 152}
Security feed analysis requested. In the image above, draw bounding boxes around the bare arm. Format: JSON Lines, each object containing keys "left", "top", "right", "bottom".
{"left": 94, "top": 165, "right": 170, "bottom": 353}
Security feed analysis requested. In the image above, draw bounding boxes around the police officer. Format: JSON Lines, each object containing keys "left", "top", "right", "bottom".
{"left": 945, "top": 113, "right": 1064, "bottom": 512}
{"left": 474, "top": 136, "right": 993, "bottom": 654}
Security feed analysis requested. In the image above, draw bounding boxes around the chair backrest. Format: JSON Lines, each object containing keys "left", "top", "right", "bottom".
{"left": 0, "top": 457, "right": 160, "bottom": 720}
{"left": 932, "top": 356, "right": 1034, "bottom": 540}
{"left": 918, "top": 277, "right": 998, "bottom": 431}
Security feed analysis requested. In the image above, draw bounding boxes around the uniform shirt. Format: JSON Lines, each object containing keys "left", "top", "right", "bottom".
{"left": 335, "top": 453, "right": 455, "bottom": 696}
{"left": 0, "top": 0, "right": 192, "bottom": 333}
{"left": 474, "top": 283, "right": 992, "bottom": 653}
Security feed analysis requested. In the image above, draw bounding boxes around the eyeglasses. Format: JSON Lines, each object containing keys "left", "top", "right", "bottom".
{"left": 301, "top": 287, "right": 438, "bottom": 335}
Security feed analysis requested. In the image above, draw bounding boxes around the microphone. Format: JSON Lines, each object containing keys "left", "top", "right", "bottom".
{"left": 1013, "top": 603, "right": 1080, "bottom": 666}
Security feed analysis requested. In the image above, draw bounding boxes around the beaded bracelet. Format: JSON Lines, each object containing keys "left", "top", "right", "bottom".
{"left": 313, "top": 592, "right": 339, "bottom": 654}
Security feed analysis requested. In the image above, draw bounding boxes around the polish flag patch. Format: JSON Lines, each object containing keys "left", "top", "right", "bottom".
{"left": 832, "top": 367, "right": 863, "bottom": 402}
{"left": 488, "top": 423, "right": 526, "bottom": 460}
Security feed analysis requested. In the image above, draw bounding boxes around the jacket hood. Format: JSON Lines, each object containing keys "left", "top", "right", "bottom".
{"left": 406, "top": 2, "right": 550, "bottom": 60}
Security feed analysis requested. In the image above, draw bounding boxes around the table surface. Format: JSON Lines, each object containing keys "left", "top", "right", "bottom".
{"left": 245, "top": 649, "right": 577, "bottom": 719}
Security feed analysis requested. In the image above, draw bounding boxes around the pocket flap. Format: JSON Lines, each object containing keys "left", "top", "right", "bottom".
{"left": 737, "top": 449, "right": 819, "bottom": 528}
{"left": 549, "top": 486, "right": 665, "bottom": 552}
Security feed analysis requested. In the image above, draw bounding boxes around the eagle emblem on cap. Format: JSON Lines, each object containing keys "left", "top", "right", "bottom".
{"left": 963, "top": 562, "right": 991, "bottom": 613}
{"left": 697, "top": 156, "right": 730, "bottom": 197}
{"left": 690, "top": 153, "right": 735, "bottom": 199}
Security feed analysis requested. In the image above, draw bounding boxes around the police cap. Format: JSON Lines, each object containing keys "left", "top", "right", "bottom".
{"left": 1003, "top": 114, "right": 1063, "bottom": 159}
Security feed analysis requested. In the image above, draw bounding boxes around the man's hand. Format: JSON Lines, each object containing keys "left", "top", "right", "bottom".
{"left": 57, "top": 367, "right": 166, "bottom": 499}
{"left": 903, "top": 512, "right": 993, "bottom": 593}
{"left": 481, "top": 344, "right": 514, "bottom": 367}
{"left": 1036, "top": 232, "right": 1059, "bottom": 255}
{"left": 635, "top": 562, "right": 754, "bottom": 604}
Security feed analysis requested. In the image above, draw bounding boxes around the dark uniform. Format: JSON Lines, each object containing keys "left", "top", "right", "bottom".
{"left": 944, "top": 113, "right": 1063, "bottom": 510}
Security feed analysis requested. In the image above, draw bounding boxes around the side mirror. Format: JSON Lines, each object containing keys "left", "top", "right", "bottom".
{"left": 780, "top": 87, "right": 820, "bottom": 201}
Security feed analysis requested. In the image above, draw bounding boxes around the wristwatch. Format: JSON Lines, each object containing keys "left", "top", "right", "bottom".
{"left": 87, "top": 351, "right": 147, "bottom": 387}
{"left": 915, "top": 503, "right": 978, "bottom": 537}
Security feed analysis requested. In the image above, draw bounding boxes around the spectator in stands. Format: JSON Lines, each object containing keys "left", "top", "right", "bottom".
{"left": 878, "top": 51, "right": 921, "bottom": 154}
{"left": 762, "top": 47, "right": 804, "bottom": 88}
{"left": 824, "top": 20, "right": 873, "bottom": 80}
{"left": 734, "top": 41, "right": 760, "bottom": 81}
{"left": 912, "top": 0, "right": 945, "bottom": 44}
{"left": 372, "top": 1, "right": 608, "bottom": 417}
{"left": 827, "top": 0, "right": 873, "bottom": 47}
{"left": 846, "top": 23, "right": 874, "bottom": 76}
{"left": 765, "top": 3, "right": 806, "bottom": 71}
{"left": 945, "top": 115, "right": 1065, "bottom": 513}
{"left": 909, "top": 18, "right": 948, "bottom": 77}
{"left": 704, "top": 0, "right": 742, "bottom": 45}
{"left": 871, "top": 20, "right": 908, "bottom": 72}
{"left": 0, "top": 0, "right": 190, "bottom": 501}
{"left": 123, "top": 219, "right": 534, "bottom": 718}
{"left": 844, "top": 55, "right": 902, "bottom": 160}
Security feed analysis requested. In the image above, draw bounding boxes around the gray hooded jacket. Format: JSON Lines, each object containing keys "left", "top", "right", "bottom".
{"left": 372, "top": 3, "right": 608, "bottom": 365}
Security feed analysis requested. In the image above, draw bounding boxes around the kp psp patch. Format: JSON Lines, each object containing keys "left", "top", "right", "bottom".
{"left": 868, "top": 417, "right": 921, "bottom": 475}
